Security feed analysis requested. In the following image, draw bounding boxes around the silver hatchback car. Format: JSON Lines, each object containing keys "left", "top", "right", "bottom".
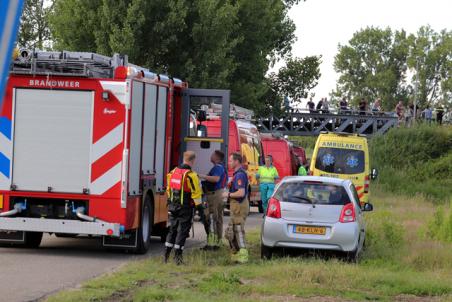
{"left": 261, "top": 176, "right": 373, "bottom": 261}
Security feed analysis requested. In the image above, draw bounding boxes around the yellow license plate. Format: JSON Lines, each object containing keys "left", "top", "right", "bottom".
{"left": 294, "top": 225, "right": 326, "bottom": 235}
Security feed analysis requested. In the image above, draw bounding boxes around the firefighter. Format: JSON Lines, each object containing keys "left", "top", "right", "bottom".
{"left": 164, "top": 151, "right": 203, "bottom": 265}
{"left": 222, "top": 152, "right": 249, "bottom": 263}
{"left": 199, "top": 150, "right": 228, "bottom": 250}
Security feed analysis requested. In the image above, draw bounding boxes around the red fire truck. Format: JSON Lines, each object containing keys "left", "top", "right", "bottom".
{"left": 0, "top": 50, "right": 230, "bottom": 253}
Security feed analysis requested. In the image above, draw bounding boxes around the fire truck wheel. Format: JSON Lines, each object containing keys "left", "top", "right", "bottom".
{"left": 24, "top": 232, "right": 43, "bottom": 248}
{"left": 135, "top": 196, "right": 154, "bottom": 254}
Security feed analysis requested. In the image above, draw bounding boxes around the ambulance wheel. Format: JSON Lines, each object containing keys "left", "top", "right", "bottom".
{"left": 24, "top": 232, "right": 43, "bottom": 248}
{"left": 135, "top": 196, "right": 154, "bottom": 254}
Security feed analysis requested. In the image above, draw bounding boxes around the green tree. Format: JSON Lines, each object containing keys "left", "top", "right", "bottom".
{"left": 408, "top": 26, "right": 452, "bottom": 108}
{"left": 261, "top": 56, "right": 321, "bottom": 115}
{"left": 334, "top": 27, "right": 410, "bottom": 111}
{"left": 18, "top": 0, "right": 53, "bottom": 49}
{"left": 229, "top": 0, "right": 296, "bottom": 111}
{"left": 49, "top": 0, "right": 299, "bottom": 111}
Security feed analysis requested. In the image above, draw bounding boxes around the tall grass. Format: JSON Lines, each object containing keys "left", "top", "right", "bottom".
{"left": 370, "top": 125, "right": 452, "bottom": 202}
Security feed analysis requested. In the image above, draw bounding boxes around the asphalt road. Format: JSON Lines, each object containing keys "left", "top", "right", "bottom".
{"left": 0, "top": 210, "right": 263, "bottom": 302}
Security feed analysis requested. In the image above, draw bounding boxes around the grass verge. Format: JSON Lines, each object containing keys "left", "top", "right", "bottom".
{"left": 46, "top": 187, "right": 452, "bottom": 302}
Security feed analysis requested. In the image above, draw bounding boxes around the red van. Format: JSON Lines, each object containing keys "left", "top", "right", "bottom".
{"left": 292, "top": 146, "right": 307, "bottom": 166}
{"left": 261, "top": 134, "right": 298, "bottom": 180}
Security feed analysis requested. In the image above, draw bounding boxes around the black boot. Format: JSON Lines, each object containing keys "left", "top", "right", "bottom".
{"left": 163, "top": 247, "right": 172, "bottom": 264}
{"left": 174, "top": 249, "right": 184, "bottom": 265}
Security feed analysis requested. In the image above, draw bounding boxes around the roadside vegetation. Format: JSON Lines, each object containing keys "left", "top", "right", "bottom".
{"left": 370, "top": 124, "right": 452, "bottom": 202}
{"left": 46, "top": 125, "right": 452, "bottom": 302}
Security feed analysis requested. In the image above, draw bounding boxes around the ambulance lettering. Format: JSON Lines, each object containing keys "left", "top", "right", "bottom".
{"left": 322, "top": 141, "right": 363, "bottom": 150}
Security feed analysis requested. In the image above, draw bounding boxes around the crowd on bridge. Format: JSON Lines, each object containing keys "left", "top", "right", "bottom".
{"left": 305, "top": 96, "right": 451, "bottom": 126}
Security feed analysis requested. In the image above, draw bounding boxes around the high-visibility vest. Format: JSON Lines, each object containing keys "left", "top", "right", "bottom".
{"left": 169, "top": 168, "right": 192, "bottom": 205}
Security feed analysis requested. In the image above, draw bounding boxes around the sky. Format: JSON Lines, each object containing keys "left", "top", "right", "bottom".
{"left": 287, "top": 0, "right": 451, "bottom": 102}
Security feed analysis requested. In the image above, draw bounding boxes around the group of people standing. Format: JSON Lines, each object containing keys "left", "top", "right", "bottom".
{"left": 164, "top": 150, "right": 250, "bottom": 265}
{"left": 395, "top": 101, "right": 447, "bottom": 126}
{"left": 307, "top": 97, "right": 330, "bottom": 113}
{"left": 163, "top": 150, "right": 310, "bottom": 265}
{"left": 307, "top": 97, "right": 382, "bottom": 115}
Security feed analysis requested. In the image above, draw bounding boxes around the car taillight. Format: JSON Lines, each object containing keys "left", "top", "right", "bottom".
{"left": 364, "top": 176, "right": 370, "bottom": 193}
{"left": 339, "top": 203, "right": 356, "bottom": 223}
{"left": 266, "top": 197, "right": 281, "bottom": 219}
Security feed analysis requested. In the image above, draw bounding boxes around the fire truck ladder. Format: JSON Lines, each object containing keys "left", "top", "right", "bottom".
{"left": 10, "top": 49, "right": 160, "bottom": 79}
{"left": 256, "top": 110, "right": 398, "bottom": 136}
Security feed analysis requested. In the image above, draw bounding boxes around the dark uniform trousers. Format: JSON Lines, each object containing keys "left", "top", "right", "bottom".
{"left": 165, "top": 206, "right": 193, "bottom": 250}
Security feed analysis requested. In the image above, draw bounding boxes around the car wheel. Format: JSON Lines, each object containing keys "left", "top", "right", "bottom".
{"left": 261, "top": 243, "right": 273, "bottom": 260}
{"left": 345, "top": 248, "right": 360, "bottom": 263}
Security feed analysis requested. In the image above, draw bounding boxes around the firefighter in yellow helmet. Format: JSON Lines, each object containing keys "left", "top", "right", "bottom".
{"left": 164, "top": 151, "right": 203, "bottom": 265}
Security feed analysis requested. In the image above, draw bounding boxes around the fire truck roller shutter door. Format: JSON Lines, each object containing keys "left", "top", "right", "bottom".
{"left": 155, "top": 86, "right": 168, "bottom": 192}
{"left": 129, "top": 81, "right": 144, "bottom": 195}
{"left": 142, "top": 84, "right": 157, "bottom": 175}
{"left": 12, "top": 89, "right": 93, "bottom": 193}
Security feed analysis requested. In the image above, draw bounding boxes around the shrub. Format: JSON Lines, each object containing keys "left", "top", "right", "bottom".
{"left": 369, "top": 125, "right": 452, "bottom": 201}
{"left": 363, "top": 210, "right": 405, "bottom": 260}
{"left": 427, "top": 205, "right": 452, "bottom": 243}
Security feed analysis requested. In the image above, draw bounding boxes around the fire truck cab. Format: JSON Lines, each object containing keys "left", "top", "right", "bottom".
{"left": 0, "top": 50, "right": 229, "bottom": 253}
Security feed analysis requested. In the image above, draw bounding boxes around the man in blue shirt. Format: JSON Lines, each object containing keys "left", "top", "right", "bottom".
{"left": 222, "top": 152, "right": 249, "bottom": 263}
{"left": 199, "top": 150, "right": 227, "bottom": 250}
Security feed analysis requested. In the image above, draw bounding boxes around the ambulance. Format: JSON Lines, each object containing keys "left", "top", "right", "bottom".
{"left": 310, "top": 132, "right": 377, "bottom": 205}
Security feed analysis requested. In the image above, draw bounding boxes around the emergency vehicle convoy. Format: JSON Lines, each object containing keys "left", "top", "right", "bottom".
{"left": 0, "top": 50, "right": 230, "bottom": 253}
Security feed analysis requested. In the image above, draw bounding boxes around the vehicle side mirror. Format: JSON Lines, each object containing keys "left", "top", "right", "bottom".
{"left": 197, "top": 110, "right": 207, "bottom": 122}
{"left": 362, "top": 203, "right": 373, "bottom": 212}
{"left": 370, "top": 168, "right": 378, "bottom": 180}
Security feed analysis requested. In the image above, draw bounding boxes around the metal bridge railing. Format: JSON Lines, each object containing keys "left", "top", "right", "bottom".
{"left": 256, "top": 109, "right": 398, "bottom": 136}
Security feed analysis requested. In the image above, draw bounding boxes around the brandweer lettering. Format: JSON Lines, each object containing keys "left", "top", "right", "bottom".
{"left": 29, "top": 79, "right": 80, "bottom": 88}
{"left": 322, "top": 141, "right": 363, "bottom": 150}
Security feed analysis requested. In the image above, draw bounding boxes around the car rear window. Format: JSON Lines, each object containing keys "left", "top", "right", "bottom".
{"left": 274, "top": 182, "right": 350, "bottom": 205}
{"left": 315, "top": 147, "right": 365, "bottom": 174}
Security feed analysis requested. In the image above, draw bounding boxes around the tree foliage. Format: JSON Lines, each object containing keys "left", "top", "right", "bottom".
{"left": 408, "top": 26, "right": 452, "bottom": 107}
{"left": 18, "top": 0, "right": 52, "bottom": 49}
{"left": 263, "top": 56, "right": 321, "bottom": 115}
{"left": 334, "top": 26, "right": 452, "bottom": 110}
{"left": 48, "top": 0, "right": 304, "bottom": 111}
{"left": 334, "top": 27, "right": 410, "bottom": 110}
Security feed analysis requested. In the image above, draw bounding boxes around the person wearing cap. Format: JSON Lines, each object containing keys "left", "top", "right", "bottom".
{"left": 256, "top": 155, "right": 279, "bottom": 213}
